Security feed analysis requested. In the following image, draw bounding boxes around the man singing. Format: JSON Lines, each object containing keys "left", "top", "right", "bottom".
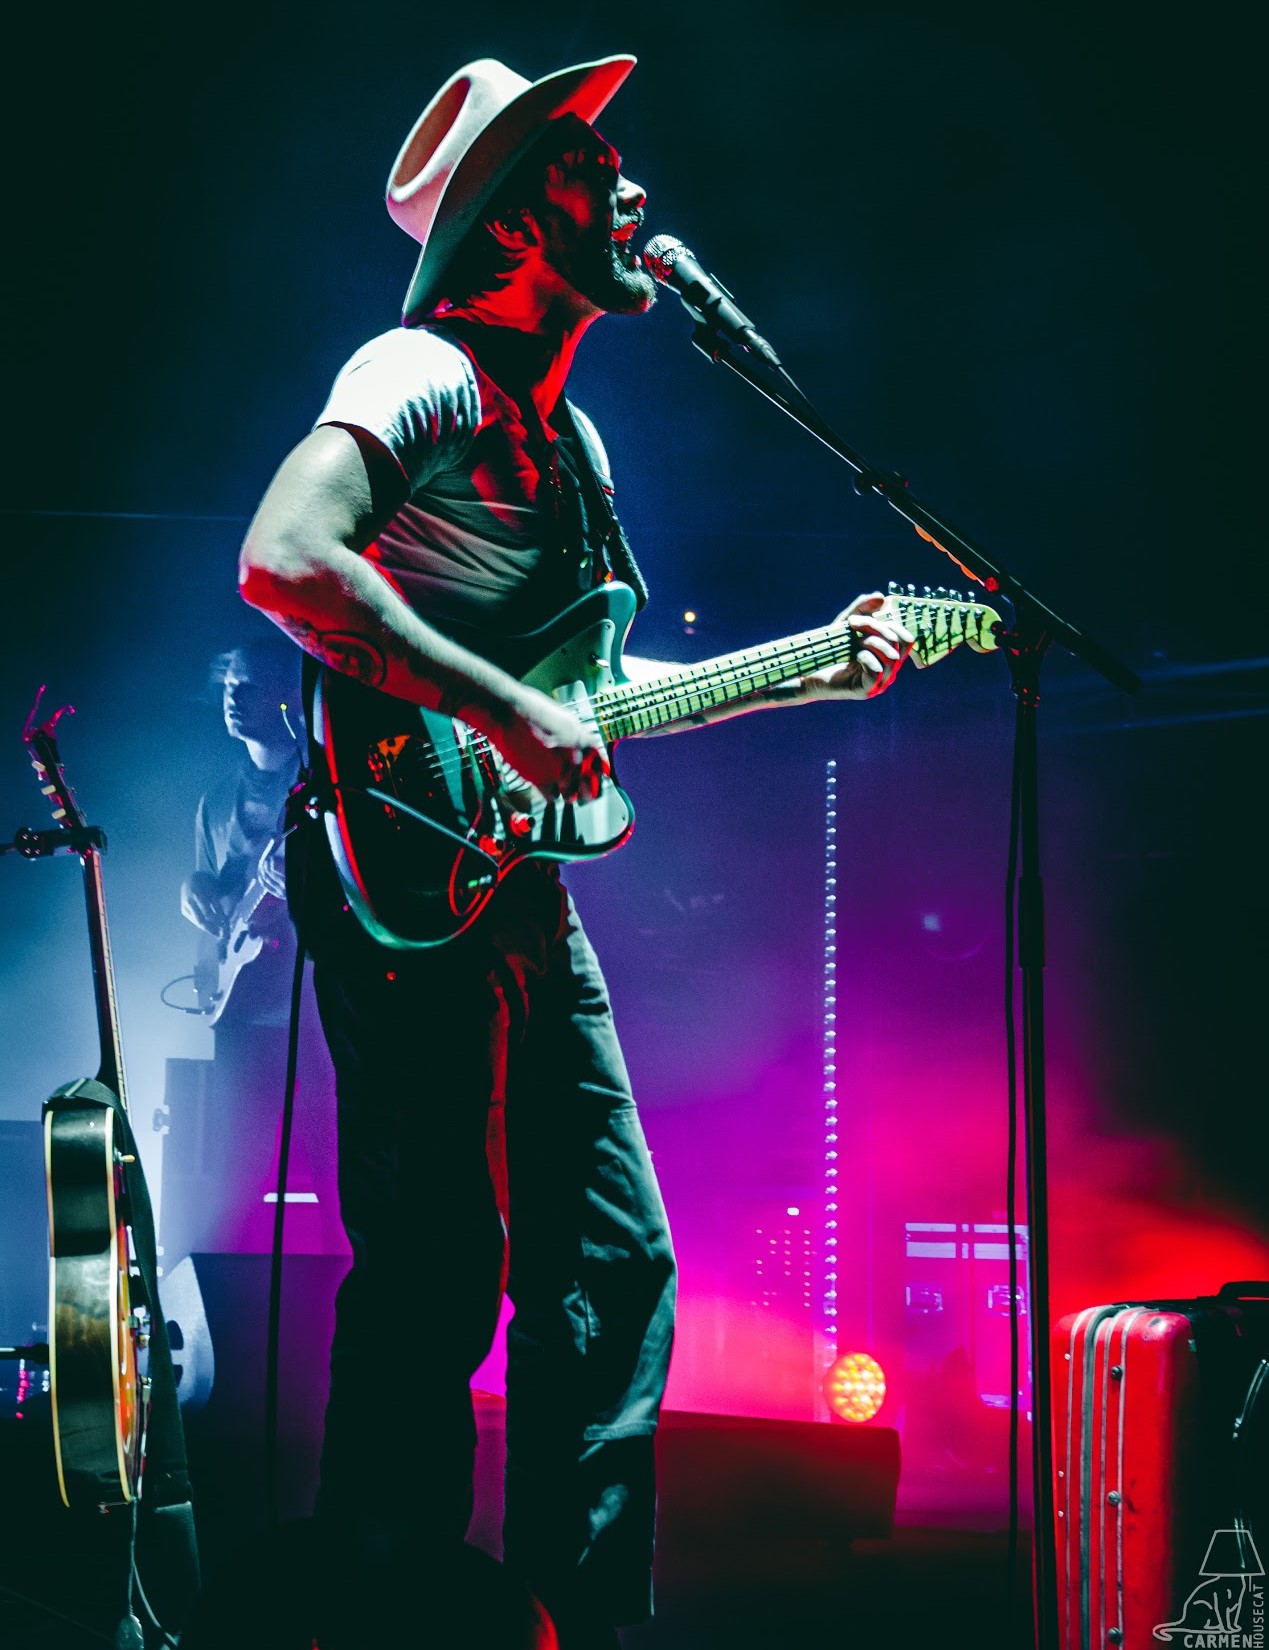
{"left": 237, "top": 53, "right": 911, "bottom": 1648}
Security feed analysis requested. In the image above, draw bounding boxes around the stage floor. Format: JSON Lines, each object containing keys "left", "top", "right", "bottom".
{"left": 1, "top": 1365, "right": 1036, "bottom": 1648}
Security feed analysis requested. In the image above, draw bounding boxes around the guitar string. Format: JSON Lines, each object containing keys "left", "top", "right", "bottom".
{"left": 544, "top": 604, "right": 980, "bottom": 747}
{"left": 370, "top": 601, "right": 989, "bottom": 794}
{"left": 384, "top": 627, "right": 866, "bottom": 790}
{"left": 348, "top": 599, "right": 990, "bottom": 799}
{"left": 594, "top": 605, "right": 988, "bottom": 735}
{"left": 583, "top": 598, "right": 990, "bottom": 734}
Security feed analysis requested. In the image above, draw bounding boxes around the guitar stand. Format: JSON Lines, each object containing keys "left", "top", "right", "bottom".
{"left": 1, "top": 822, "right": 107, "bottom": 857}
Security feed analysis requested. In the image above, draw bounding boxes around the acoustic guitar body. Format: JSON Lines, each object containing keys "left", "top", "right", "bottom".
{"left": 44, "top": 1092, "right": 145, "bottom": 1507}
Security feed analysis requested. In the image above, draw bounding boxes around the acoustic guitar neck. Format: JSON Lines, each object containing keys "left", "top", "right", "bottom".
{"left": 24, "top": 701, "right": 128, "bottom": 1110}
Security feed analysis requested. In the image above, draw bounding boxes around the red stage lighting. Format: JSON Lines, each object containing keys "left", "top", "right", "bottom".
{"left": 824, "top": 1351, "right": 887, "bottom": 1423}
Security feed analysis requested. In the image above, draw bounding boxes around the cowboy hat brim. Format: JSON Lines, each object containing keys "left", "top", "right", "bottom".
{"left": 399, "top": 55, "right": 635, "bottom": 326}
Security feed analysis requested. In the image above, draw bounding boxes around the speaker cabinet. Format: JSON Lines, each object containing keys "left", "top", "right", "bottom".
{"left": 158, "top": 1252, "right": 347, "bottom": 1546}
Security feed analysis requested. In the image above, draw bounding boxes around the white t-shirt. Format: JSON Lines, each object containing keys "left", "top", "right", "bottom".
{"left": 315, "top": 324, "right": 614, "bottom": 635}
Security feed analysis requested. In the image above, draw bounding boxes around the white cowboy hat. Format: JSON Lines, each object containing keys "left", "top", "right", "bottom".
{"left": 386, "top": 54, "right": 636, "bottom": 326}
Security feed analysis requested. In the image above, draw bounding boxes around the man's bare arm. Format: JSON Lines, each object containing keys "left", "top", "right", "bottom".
{"left": 237, "top": 424, "right": 607, "bottom": 799}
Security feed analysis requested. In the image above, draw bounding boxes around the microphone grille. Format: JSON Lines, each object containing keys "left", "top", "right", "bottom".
{"left": 641, "top": 234, "right": 691, "bottom": 284}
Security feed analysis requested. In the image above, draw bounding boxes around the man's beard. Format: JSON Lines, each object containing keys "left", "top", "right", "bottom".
{"left": 550, "top": 221, "right": 658, "bottom": 316}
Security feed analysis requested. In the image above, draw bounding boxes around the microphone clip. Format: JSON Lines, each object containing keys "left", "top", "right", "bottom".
{"left": 691, "top": 323, "right": 729, "bottom": 365}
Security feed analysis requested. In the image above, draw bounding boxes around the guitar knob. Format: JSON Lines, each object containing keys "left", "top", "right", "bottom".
{"left": 508, "top": 812, "right": 534, "bottom": 838}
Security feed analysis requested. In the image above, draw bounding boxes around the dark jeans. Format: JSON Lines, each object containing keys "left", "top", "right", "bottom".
{"left": 307, "top": 863, "right": 677, "bottom": 1630}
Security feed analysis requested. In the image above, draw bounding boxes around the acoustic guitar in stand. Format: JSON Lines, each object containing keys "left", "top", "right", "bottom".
{"left": 18, "top": 688, "right": 152, "bottom": 1509}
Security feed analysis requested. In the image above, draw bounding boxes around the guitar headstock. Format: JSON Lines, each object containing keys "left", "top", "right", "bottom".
{"left": 885, "top": 582, "right": 1004, "bottom": 670}
{"left": 22, "top": 686, "right": 86, "bottom": 831}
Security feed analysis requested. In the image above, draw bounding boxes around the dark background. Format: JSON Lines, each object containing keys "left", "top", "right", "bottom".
{"left": 2, "top": 0, "right": 1264, "bottom": 1445}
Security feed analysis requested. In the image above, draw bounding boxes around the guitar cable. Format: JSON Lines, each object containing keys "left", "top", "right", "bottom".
{"left": 263, "top": 784, "right": 312, "bottom": 1534}
{"left": 159, "top": 973, "right": 205, "bottom": 1013}
{"left": 0, "top": 1509, "right": 173, "bottom": 1647}
{"left": 128, "top": 1500, "right": 181, "bottom": 1649}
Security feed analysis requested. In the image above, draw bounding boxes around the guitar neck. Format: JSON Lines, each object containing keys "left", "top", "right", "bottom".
{"left": 594, "top": 589, "right": 998, "bottom": 739}
{"left": 82, "top": 847, "right": 127, "bottom": 1109}
{"left": 23, "top": 710, "right": 129, "bottom": 1109}
{"left": 596, "top": 622, "right": 851, "bottom": 738}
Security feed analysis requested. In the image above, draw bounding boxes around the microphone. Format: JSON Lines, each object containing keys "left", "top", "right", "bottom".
{"left": 641, "top": 234, "right": 783, "bottom": 368}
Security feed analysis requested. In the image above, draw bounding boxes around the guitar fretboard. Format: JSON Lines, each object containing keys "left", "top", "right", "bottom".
{"left": 592, "top": 591, "right": 999, "bottom": 739}
{"left": 84, "top": 847, "right": 127, "bottom": 1107}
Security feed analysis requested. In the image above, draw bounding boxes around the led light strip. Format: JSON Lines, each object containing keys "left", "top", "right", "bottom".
{"left": 821, "top": 760, "right": 839, "bottom": 1360}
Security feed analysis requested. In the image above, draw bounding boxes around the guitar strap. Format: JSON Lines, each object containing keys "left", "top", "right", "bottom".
{"left": 558, "top": 398, "right": 651, "bottom": 611}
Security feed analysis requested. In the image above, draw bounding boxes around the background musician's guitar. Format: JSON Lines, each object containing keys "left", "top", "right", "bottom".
{"left": 192, "top": 839, "right": 288, "bottom": 1025}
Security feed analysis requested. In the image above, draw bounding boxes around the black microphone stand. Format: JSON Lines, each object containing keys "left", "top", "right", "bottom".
{"left": 679, "top": 314, "right": 1139, "bottom": 1650}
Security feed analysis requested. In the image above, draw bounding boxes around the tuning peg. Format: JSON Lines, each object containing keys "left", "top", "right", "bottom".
{"left": 22, "top": 687, "right": 75, "bottom": 746}
{"left": 21, "top": 687, "right": 47, "bottom": 744}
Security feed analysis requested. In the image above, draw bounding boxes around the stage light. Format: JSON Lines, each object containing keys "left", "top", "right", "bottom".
{"left": 824, "top": 1351, "right": 887, "bottom": 1423}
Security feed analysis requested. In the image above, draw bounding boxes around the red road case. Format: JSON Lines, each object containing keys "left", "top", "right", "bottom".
{"left": 1052, "top": 1283, "right": 1268, "bottom": 1650}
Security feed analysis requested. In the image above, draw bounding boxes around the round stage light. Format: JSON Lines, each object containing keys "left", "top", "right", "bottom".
{"left": 824, "top": 1351, "right": 886, "bottom": 1423}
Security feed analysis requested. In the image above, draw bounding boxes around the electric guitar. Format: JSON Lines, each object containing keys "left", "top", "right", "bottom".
{"left": 312, "top": 579, "right": 1002, "bottom": 950}
{"left": 192, "top": 839, "right": 286, "bottom": 1025}
{"left": 23, "top": 693, "right": 149, "bottom": 1507}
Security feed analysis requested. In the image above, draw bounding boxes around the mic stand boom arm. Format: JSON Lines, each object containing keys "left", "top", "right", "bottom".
{"left": 690, "top": 326, "right": 1139, "bottom": 1650}
{"left": 700, "top": 331, "right": 1139, "bottom": 696}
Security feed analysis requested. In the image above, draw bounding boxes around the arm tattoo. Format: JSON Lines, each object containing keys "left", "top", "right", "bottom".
{"left": 280, "top": 617, "right": 388, "bottom": 687}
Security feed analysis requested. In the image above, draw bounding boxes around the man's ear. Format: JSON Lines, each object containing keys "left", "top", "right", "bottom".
{"left": 487, "top": 208, "right": 536, "bottom": 251}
